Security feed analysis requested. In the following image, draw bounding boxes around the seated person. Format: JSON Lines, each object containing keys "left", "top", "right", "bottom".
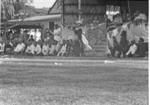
{"left": 0, "top": 40, "right": 5, "bottom": 54}
{"left": 25, "top": 41, "right": 36, "bottom": 55}
{"left": 136, "top": 37, "right": 147, "bottom": 57}
{"left": 55, "top": 39, "right": 63, "bottom": 54}
{"left": 57, "top": 40, "right": 67, "bottom": 56}
{"left": 35, "top": 41, "right": 42, "bottom": 55}
{"left": 126, "top": 40, "right": 137, "bottom": 57}
{"left": 43, "top": 28, "right": 52, "bottom": 41}
{"left": 42, "top": 41, "right": 49, "bottom": 56}
{"left": 12, "top": 37, "right": 20, "bottom": 47}
{"left": 23, "top": 30, "right": 30, "bottom": 43}
{"left": 49, "top": 35, "right": 57, "bottom": 56}
{"left": 49, "top": 44, "right": 56, "bottom": 56}
{"left": 44, "top": 36, "right": 50, "bottom": 42}
{"left": 5, "top": 40, "right": 14, "bottom": 54}
{"left": 14, "top": 39, "right": 25, "bottom": 54}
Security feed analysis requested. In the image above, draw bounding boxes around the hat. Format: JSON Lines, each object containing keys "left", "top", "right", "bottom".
{"left": 76, "top": 20, "right": 83, "bottom": 24}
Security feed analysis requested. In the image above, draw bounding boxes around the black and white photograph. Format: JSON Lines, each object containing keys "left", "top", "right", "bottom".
{"left": 0, "top": 0, "right": 149, "bottom": 105}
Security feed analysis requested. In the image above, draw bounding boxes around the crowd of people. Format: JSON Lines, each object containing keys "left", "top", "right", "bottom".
{"left": 106, "top": 11, "right": 148, "bottom": 58}
{"left": 0, "top": 24, "right": 90, "bottom": 57}
{"left": 0, "top": 10, "right": 148, "bottom": 58}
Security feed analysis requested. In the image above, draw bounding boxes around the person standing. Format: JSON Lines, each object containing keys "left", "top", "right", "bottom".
{"left": 119, "top": 31, "right": 129, "bottom": 57}
{"left": 54, "top": 24, "right": 62, "bottom": 43}
{"left": 136, "top": 37, "right": 146, "bottom": 57}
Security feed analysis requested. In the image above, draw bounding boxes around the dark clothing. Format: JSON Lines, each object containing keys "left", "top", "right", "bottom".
{"left": 112, "top": 37, "right": 121, "bottom": 57}
{"left": 136, "top": 42, "right": 147, "bottom": 57}
{"left": 49, "top": 39, "right": 57, "bottom": 46}
{"left": 23, "top": 33, "right": 30, "bottom": 42}
{"left": 4, "top": 41, "right": 14, "bottom": 54}
{"left": 120, "top": 40, "right": 129, "bottom": 57}
{"left": 79, "top": 40, "right": 84, "bottom": 56}
{"left": 119, "top": 31, "right": 129, "bottom": 57}
{"left": 28, "top": 38, "right": 35, "bottom": 42}
{"left": 73, "top": 40, "right": 80, "bottom": 56}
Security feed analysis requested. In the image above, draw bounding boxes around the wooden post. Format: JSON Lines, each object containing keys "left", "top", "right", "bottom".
{"left": 62, "top": 0, "right": 65, "bottom": 27}
{"left": 78, "top": 0, "right": 81, "bottom": 22}
{"left": 4, "top": 20, "right": 7, "bottom": 42}
{"left": 127, "top": 0, "right": 131, "bottom": 14}
{"left": 3, "top": 6, "right": 8, "bottom": 42}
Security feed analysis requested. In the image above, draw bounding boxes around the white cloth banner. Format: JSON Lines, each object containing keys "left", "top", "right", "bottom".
{"left": 82, "top": 34, "right": 92, "bottom": 51}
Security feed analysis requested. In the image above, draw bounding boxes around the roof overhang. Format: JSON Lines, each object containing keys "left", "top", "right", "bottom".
{"left": 8, "top": 14, "right": 61, "bottom": 24}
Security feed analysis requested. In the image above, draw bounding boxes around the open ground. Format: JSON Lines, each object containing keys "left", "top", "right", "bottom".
{"left": 0, "top": 57, "right": 148, "bottom": 105}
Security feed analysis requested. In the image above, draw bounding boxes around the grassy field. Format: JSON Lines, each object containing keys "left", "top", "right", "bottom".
{"left": 0, "top": 60, "right": 148, "bottom": 105}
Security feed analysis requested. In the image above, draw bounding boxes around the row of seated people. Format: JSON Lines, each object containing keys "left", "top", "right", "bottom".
{"left": 0, "top": 36, "right": 84, "bottom": 57}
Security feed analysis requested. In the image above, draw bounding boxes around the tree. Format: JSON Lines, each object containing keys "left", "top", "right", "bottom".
{"left": 1, "top": 0, "right": 33, "bottom": 21}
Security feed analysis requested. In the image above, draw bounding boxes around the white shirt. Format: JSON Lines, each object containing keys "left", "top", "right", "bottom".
{"left": 82, "top": 34, "right": 92, "bottom": 51}
{"left": 35, "top": 32, "right": 41, "bottom": 42}
{"left": 54, "top": 28, "right": 62, "bottom": 42}
{"left": 49, "top": 45, "right": 56, "bottom": 55}
{"left": 57, "top": 44, "right": 67, "bottom": 56}
{"left": 14, "top": 43, "right": 25, "bottom": 53}
{"left": 0, "top": 43, "right": 5, "bottom": 52}
{"left": 26, "top": 44, "right": 35, "bottom": 54}
{"left": 126, "top": 44, "right": 137, "bottom": 55}
{"left": 35, "top": 44, "right": 41, "bottom": 54}
{"left": 42, "top": 44, "right": 49, "bottom": 55}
